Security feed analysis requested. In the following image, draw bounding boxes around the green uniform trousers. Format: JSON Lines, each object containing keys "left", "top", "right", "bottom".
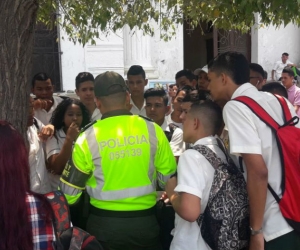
{"left": 86, "top": 214, "right": 162, "bottom": 250}
{"left": 265, "top": 230, "right": 300, "bottom": 250}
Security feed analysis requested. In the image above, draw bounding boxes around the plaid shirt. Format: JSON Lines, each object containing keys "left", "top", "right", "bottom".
{"left": 26, "top": 194, "right": 56, "bottom": 250}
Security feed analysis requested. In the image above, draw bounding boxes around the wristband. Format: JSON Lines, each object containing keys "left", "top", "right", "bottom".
{"left": 250, "top": 227, "right": 263, "bottom": 236}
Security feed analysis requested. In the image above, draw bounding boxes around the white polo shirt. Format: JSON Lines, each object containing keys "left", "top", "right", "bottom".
{"left": 273, "top": 60, "right": 293, "bottom": 80}
{"left": 161, "top": 119, "right": 185, "bottom": 157}
{"left": 91, "top": 108, "right": 102, "bottom": 121}
{"left": 130, "top": 97, "right": 147, "bottom": 117}
{"left": 165, "top": 113, "right": 183, "bottom": 129}
{"left": 34, "top": 96, "right": 63, "bottom": 125}
{"left": 27, "top": 118, "right": 51, "bottom": 194}
{"left": 170, "top": 136, "right": 227, "bottom": 250}
{"left": 46, "top": 129, "right": 67, "bottom": 190}
{"left": 223, "top": 83, "right": 299, "bottom": 241}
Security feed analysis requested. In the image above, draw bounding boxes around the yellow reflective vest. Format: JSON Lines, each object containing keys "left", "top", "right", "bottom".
{"left": 60, "top": 112, "right": 176, "bottom": 211}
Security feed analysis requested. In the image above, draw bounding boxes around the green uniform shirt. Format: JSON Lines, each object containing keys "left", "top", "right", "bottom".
{"left": 60, "top": 110, "right": 176, "bottom": 211}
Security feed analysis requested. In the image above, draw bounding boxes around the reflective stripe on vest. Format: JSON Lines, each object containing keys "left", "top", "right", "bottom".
{"left": 84, "top": 118, "right": 158, "bottom": 201}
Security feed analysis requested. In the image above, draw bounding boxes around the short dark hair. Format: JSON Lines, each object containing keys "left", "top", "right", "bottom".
{"left": 75, "top": 72, "right": 94, "bottom": 89}
{"left": 208, "top": 51, "right": 249, "bottom": 85}
{"left": 282, "top": 67, "right": 294, "bottom": 77}
{"left": 169, "top": 84, "right": 176, "bottom": 89}
{"left": 127, "top": 65, "right": 146, "bottom": 79}
{"left": 175, "top": 85, "right": 194, "bottom": 97}
{"left": 175, "top": 69, "right": 196, "bottom": 81}
{"left": 189, "top": 101, "right": 223, "bottom": 135}
{"left": 32, "top": 72, "right": 51, "bottom": 88}
{"left": 264, "top": 70, "right": 268, "bottom": 80}
{"left": 282, "top": 52, "right": 289, "bottom": 57}
{"left": 182, "top": 88, "right": 200, "bottom": 103}
{"left": 261, "top": 81, "right": 288, "bottom": 99}
{"left": 144, "top": 88, "right": 168, "bottom": 106}
{"left": 249, "top": 63, "right": 264, "bottom": 78}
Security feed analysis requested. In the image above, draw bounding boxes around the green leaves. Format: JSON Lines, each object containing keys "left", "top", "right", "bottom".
{"left": 36, "top": 0, "right": 300, "bottom": 45}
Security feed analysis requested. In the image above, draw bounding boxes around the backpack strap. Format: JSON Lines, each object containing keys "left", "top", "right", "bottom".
{"left": 33, "top": 117, "right": 40, "bottom": 130}
{"left": 234, "top": 96, "right": 279, "bottom": 132}
{"left": 164, "top": 123, "right": 178, "bottom": 142}
{"left": 192, "top": 144, "right": 222, "bottom": 170}
{"left": 44, "top": 190, "right": 72, "bottom": 235}
{"left": 275, "top": 94, "right": 291, "bottom": 122}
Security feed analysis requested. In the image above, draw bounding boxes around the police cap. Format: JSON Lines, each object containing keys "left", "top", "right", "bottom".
{"left": 94, "top": 71, "right": 127, "bottom": 97}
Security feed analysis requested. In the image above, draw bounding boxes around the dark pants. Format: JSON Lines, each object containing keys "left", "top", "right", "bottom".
{"left": 86, "top": 214, "right": 162, "bottom": 250}
{"left": 265, "top": 231, "right": 300, "bottom": 250}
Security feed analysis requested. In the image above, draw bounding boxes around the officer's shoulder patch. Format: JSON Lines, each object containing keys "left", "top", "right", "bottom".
{"left": 80, "top": 120, "right": 97, "bottom": 133}
{"left": 139, "top": 115, "right": 153, "bottom": 122}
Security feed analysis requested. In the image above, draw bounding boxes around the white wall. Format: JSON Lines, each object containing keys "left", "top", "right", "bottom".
{"left": 252, "top": 16, "right": 300, "bottom": 79}
{"left": 59, "top": 29, "right": 86, "bottom": 91}
{"left": 59, "top": 24, "right": 184, "bottom": 91}
{"left": 151, "top": 24, "right": 184, "bottom": 80}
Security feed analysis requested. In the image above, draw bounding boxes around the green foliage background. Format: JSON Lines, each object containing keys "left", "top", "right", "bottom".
{"left": 37, "top": 0, "right": 300, "bottom": 44}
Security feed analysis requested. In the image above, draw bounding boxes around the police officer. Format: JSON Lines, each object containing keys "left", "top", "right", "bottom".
{"left": 60, "top": 71, "right": 177, "bottom": 250}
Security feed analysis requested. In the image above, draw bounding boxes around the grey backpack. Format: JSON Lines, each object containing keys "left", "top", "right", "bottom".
{"left": 193, "top": 143, "right": 250, "bottom": 250}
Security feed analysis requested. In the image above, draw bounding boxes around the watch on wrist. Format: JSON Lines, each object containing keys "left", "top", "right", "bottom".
{"left": 250, "top": 227, "right": 263, "bottom": 236}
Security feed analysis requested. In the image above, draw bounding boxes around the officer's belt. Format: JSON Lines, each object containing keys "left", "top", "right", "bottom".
{"left": 90, "top": 205, "right": 156, "bottom": 218}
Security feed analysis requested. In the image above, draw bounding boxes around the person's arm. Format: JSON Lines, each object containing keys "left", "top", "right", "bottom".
{"left": 272, "top": 62, "right": 279, "bottom": 80}
{"left": 166, "top": 150, "right": 204, "bottom": 221}
{"left": 166, "top": 177, "right": 201, "bottom": 222}
{"left": 170, "top": 128, "right": 185, "bottom": 163}
{"left": 154, "top": 124, "right": 177, "bottom": 190}
{"left": 60, "top": 133, "right": 92, "bottom": 205}
{"left": 47, "top": 123, "right": 79, "bottom": 174}
{"left": 271, "top": 70, "right": 276, "bottom": 80}
{"left": 242, "top": 153, "right": 267, "bottom": 250}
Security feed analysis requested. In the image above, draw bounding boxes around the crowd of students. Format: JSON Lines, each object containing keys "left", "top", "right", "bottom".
{"left": 1, "top": 51, "right": 300, "bottom": 250}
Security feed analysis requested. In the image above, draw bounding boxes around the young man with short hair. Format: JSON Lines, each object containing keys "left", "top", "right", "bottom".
{"left": 32, "top": 72, "right": 63, "bottom": 125}
{"left": 175, "top": 69, "right": 197, "bottom": 89}
{"left": 249, "top": 63, "right": 266, "bottom": 90}
{"left": 144, "top": 88, "right": 185, "bottom": 162}
{"left": 272, "top": 52, "right": 295, "bottom": 80}
{"left": 166, "top": 101, "right": 226, "bottom": 250}
{"left": 27, "top": 97, "right": 53, "bottom": 193}
{"left": 281, "top": 67, "right": 300, "bottom": 116}
{"left": 75, "top": 72, "right": 102, "bottom": 121}
{"left": 207, "top": 51, "right": 300, "bottom": 250}
{"left": 261, "top": 81, "right": 288, "bottom": 99}
{"left": 126, "top": 65, "right": 147, "bottom": 117}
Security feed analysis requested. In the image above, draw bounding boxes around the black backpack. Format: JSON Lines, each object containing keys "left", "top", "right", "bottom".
{"left": 193, "top": 143, "right": 250, "bottom": 250}
{"left": 44, "top": 191, "right": 103, "bottom": 250}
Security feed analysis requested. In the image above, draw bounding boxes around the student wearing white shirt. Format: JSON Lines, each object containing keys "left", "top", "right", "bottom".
{"left": 272, "top": 52, "right": 296, "bottom": 80}
{"left": 75, "top": 72, "right": 102, "bottom": 121}
{"left": 166, "top": 85, "right": 196, "bottom": 130}
{"left": 207, "top": 51, "right": 300, "bottom": 250}
{"left": 27, "top": 97, "right": 52, "bottom": 193}
{"left": 126, "top": 65, "right": 147, "bottom": 117}
{"left": 165, "top": 101, "right": 225, "bottom": 250}
{"left": 31, "top": 72, "right": 63, "bottom": 125}
{"left": 144, "top": 88, "right": 185, "bottom": 162}
{"left": 46, "top": 98, "right": 90, "bottom": 190}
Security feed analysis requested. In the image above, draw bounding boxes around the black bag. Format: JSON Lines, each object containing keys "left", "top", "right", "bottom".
{"left": 156, "top": 199, "right": 175, "bottom": 250}
{"left": 44, "top": 190, "right": 103, "bottom": 250}
{"left": 164, "top": 123, "right": 178, "bottom": 142}
{"left": 193, "top": 144, "right": 250, "bottom": 250}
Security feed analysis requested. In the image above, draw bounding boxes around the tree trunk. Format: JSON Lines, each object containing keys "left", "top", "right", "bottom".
{"left": 0, "top": 0, "right": 38, "bottom": 138}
